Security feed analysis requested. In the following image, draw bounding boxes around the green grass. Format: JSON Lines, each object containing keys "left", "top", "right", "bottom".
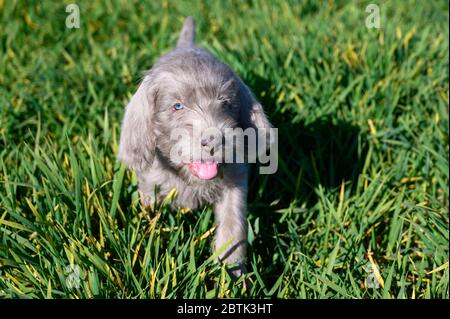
{"left": 0, "top": 0, "right": 448, "bottom": 299}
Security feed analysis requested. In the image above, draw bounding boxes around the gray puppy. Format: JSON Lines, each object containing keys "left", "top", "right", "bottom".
{"left": 118, "top": 17, "right": 271, "bottom": 277}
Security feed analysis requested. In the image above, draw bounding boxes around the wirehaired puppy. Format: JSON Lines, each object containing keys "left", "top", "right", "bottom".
{"left": 118, "top": 16, "right": 271, "bottom": 277}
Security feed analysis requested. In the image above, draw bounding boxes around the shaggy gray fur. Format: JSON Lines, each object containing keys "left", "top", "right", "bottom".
{"left": 118, "top": 16, "right": 271, "bottom": 277}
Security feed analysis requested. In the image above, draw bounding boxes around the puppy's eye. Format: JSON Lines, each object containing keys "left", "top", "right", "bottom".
{"left": 173, "top": 103, "right": 185, "bottom": 111}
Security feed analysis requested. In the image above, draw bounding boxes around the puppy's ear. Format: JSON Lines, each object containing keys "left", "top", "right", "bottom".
{"left": 118, "top": 75, "right": 156, "bottom": 171}
{"left": 237, "top": 79, "right": 272, "bottom": 131}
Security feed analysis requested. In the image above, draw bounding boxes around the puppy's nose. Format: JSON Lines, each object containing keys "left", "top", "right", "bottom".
{"left": 201, "top": 134, "right": 223, "bottom": 148}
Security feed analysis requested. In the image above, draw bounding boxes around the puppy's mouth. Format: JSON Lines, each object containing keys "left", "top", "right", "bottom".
{"left": 188, "top": 160, "right": 218, "bottom": 180}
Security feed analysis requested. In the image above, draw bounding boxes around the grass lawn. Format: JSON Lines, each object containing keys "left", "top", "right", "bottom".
{"left": 0, "top": 0, "right": 448, "bottom": 298}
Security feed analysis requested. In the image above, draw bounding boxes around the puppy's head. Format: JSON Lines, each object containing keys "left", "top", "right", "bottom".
{"left": 118, "top": 48, "right": 271, "bottom": 184}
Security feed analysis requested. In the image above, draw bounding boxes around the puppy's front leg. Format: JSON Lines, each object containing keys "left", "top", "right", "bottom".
{"left": 214, "top": 184, "right": 248, "bottom": 278}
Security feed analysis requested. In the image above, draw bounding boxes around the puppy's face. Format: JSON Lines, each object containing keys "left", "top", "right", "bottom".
{"left": 153, "top": 71, "right": 241, "bottom": 183}
{"left": 118, "top": 48, "right": 271, "bottom": 182}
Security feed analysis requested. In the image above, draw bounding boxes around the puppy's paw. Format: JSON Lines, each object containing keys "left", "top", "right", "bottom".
{"left": 227, "top": 263, "right": 253, "bottom": 294}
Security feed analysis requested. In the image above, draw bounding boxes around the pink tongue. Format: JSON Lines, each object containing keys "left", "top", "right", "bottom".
{"left": 189, "top": 161, "right": 218, "bottom": 180}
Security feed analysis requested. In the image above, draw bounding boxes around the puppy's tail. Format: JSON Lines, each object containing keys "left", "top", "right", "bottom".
{"left": 177, "top": 16, "right": 196, "bottom": 48}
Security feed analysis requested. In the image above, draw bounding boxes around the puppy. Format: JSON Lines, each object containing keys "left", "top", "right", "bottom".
{"left": 118, "top": 16, "right": 271, "bottom": 277}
